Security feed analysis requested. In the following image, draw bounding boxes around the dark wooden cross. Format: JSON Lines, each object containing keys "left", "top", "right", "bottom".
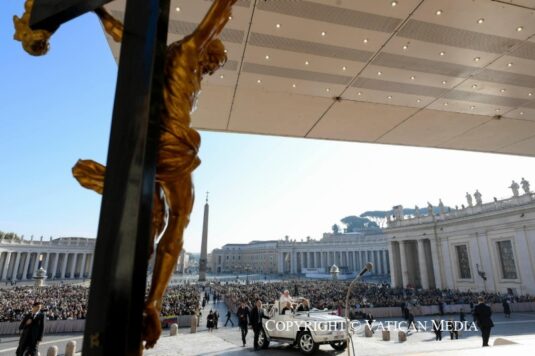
{"left": 30, "top": 0, "right": 171, "bottom": 354}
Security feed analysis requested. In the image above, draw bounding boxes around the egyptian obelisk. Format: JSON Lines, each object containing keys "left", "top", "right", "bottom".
{"left": 198, "top": 192, "right": 209, "bottom": 281}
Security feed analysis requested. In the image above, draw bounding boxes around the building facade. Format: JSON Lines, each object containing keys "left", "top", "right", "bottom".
{"left": 210, "top": 233, "right": 389, "bottom": 276}
{"left": 210, "top": 241, "right": 279, "bottom": 274}
{"left": 0, "top": 237, "right": 95, "bottom": 281}
{"left": 386, "top": 192, "right": 535, "bottom": 295}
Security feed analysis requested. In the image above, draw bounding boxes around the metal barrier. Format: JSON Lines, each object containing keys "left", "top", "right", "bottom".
{"left": 0, "top": 319, "right": 85, "bottom": 336}
{"left": 0, "top": 314, "right": 196, "bottom": 335}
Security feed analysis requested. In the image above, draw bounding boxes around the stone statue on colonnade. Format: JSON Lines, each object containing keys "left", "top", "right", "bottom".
{"left": 474, "top": 190, "right": 483, "bottom": 206}
{"left": 521, "top": 178, "right": 530, "bottom": 195}
{"left": 510, "top": 180, "right": 520, "bottom": 197}
{"left": 466, "top": 192, "right": 473, "bottom": 207}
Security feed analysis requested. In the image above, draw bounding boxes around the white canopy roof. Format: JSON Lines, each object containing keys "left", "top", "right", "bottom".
{"left": 104, "top": 0, "right": 535, "bottom": 156}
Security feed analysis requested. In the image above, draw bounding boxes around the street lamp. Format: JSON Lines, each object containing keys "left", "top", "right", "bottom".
{"left": 245, "top": 264, "right": 252, "bottom": 284}
{"left": 476, "top": 263, "right": 487, "bottom": 291}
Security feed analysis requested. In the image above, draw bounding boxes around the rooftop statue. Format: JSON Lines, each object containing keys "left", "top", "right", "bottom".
{"left": 466, "top": 192, "right": 473, "bottom": 207}
{"left": 474, "top": 190, "right": 483, "bottom": 206}
{"left": 510, "top": 180, "right": 520, "bottom": 197}
{"left": 521, "top": 178, "right": 530, "bottom": 195}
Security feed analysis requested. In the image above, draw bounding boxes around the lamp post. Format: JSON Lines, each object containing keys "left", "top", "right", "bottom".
{"left": 245, "top": 264, "right": 251, "bottom": 285}
{"left": 344, "top": 262, "right": 373, "bottom": 356}
{"left": 476, "top": 263, "right": 487, "bottom": 291}
{"left": 233, "top": 264, "right": 240, "bottom": 282}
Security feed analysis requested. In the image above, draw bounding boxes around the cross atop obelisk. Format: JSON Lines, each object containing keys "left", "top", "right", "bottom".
{"left": 198, "top": 191, "right": 209, "bottom": 282}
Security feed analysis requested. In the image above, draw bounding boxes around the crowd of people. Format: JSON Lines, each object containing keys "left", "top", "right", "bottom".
{"left": 2, "top": 279, "right": 533, "bottom": 323}
{"left": 159, "top": 285, "right": 200, "bottom": 317}
{"left": 210, "top": 280, "right": 535, "bottom": 313}
{"left": 0, "top": 285, "right": 88, "bottom": 322}
{"left": 0, "top": 284, "right": 200, "bottom": 322}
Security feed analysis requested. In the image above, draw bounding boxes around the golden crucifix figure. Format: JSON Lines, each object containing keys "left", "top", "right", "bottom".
{"left": 69, "top": 0, "right": 237, "bottom": 348}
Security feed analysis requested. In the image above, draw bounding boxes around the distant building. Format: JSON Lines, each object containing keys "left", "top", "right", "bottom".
{"left": 386, "top": 192, "right": 535, "bottom": 294}
{"left": 210, "top": 240, "right": 279, "bottom": 275}
{"left": 210, "top": 233, "right": 389, "bottom": 276}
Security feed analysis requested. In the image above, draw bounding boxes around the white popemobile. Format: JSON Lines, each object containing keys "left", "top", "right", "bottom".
{"left": 256, "top": 297, "right": 348, "bottom": 354}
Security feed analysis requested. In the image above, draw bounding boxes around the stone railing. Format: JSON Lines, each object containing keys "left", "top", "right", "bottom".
{"left": 0, "top": 319, "right": 85, "bottom": 336}
{"left": 388, "top": 193, "right": 535, "bottom": 228}
{"left": 0, "top": 237, "right": 95, "bottom": 247}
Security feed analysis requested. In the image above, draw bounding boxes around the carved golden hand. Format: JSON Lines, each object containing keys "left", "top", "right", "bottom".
{"left": 13, "top": 0, "right": 51, "bottom": 56}
{"left": 14, "top": 2, "right": 122, "bottom": 56}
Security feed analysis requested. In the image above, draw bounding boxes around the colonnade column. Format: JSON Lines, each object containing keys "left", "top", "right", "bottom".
{"left": 22, "top": 253, "right": 31, "bottom": 280}
{"left": 1, "top": 253, "right": 11, "bottom": 280}
{"left": 80, "top": 253, "right": 87, "bottom": 278}
{"left": 382, "top": 250, "right": 388, "bottom": 274}
{"left": 12, "top": 253, "right": 21, "bottom": 280}
{"left": 429, "top": 239, "right": 443, "bottom": 289}
{"left": 61, "top": 254, "right": 68, "bottom": 279}
{"left": 43, "top": 252, "right": 50, "bottom": 271}
{"left": 291, "top": 251, "right": 296, "bottom": 274}
{"left": 29, "top": 253, "right": 38, "bottom": 276}
{"left": 69, "top": 254, "right": 77, "bottom": 278}
{"left": 52, "top": 253, "right": 59, "bottom": 279}
{"left": 417, "top": 239, "right": 429, "bottom": 289}
{"left": 88, "top": 253, "right": 94, "bottom": 278}
{"left": 399, "top": 241, "right": 409, "bottom": 288}
{"left": 388, "top": 242, "right": 398, "bottom": 287}
{"left": 375, "top": 251, "right": 381, "bottom": 274}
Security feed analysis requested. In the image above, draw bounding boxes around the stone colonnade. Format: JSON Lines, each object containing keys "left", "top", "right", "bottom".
{"left": 389, "top": 239, "right": 441, "bottom": 289}
{"left": 0, "top": 251, "right": 94, "bottom": 281}
{"left": 277, "top": 249, "right": 390, "bottom": 275}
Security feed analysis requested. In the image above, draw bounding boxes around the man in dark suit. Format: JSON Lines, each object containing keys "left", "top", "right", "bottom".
{"left": 250, "top": 299, "right": 270, "bottom": 351}
{"left": 236, "top": 301, "right": 250, "bottom": 347}
{"left": 16, "top": 301, "right": 45, "bottom": 356}
{"left": 473, "top": 296, "right": 494, "bottom": 347}
{"left": 502, "top": 299, "right": 511, "bottom": 318}
{"left": 224, "top": 309, "right": 234, "bottom": 326}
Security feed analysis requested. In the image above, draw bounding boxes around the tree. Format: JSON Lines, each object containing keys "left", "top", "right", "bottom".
{"left": 0, "top": 231, "right": 22, "bottom": 241}
{"left": 340, "top": 216, "right": 380, "bottom": 232}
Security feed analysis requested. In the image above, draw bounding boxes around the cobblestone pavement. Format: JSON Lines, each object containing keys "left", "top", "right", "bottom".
{"left": 149, "top": 296, "right": 535, "bottom": 356}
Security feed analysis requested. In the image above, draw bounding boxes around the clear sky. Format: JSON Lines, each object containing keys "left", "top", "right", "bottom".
{"left": 2, "top": 2, "right": 535, "bottom": 253}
